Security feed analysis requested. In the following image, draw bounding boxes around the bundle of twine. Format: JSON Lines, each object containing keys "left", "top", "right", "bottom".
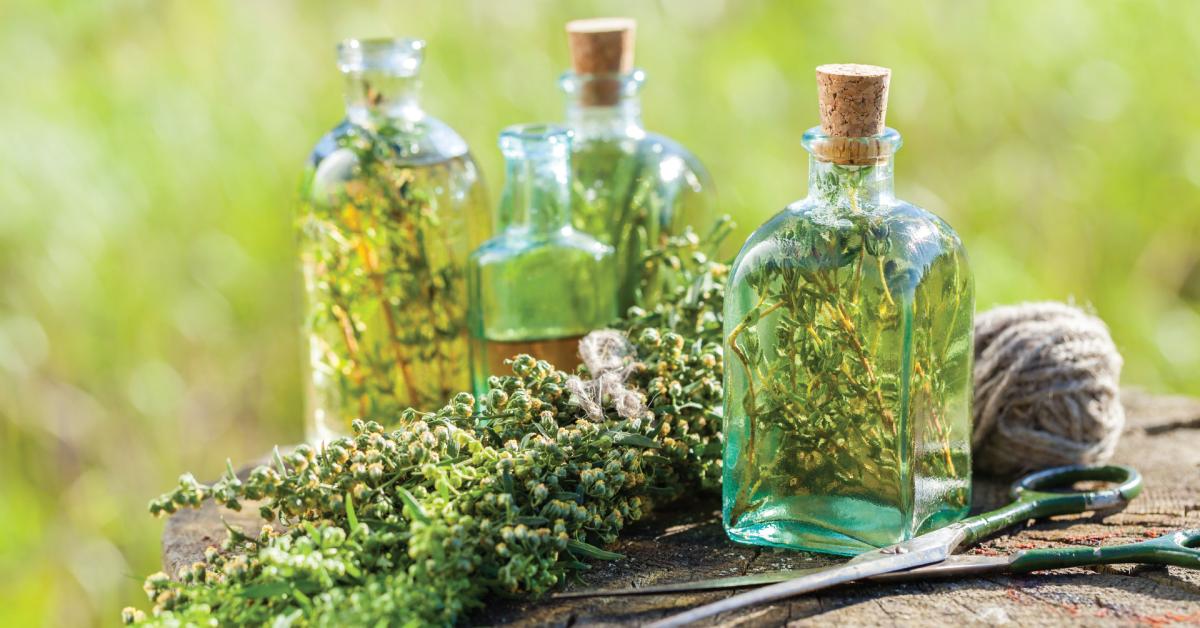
{"left": 972, "top": 302, "right": 1125, "bottom": 476}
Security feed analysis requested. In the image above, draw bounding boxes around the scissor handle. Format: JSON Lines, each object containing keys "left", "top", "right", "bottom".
{"left": 1011, "top": 464, "right": 1142, "bottom": 510}
{"left": 961, "top": 464, "right": 1142, "bottom": 544}
{"left": 1010, "top": 528, "right": 1200, "bottom": 572}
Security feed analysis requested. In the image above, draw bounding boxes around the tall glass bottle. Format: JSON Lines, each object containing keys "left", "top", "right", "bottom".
{"left": 562, "top": 18, "right": 717, "bottom": 313}
{"left": 723, "top": 65, "right": 974, "bottom": 555}
{"left": 468, "top": 125, "right": 616, "bottom": 394}
{"left": 298, "top": 38, "right": 490, "bottom": 441}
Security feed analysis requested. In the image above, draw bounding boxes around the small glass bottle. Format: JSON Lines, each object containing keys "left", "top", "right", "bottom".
{"left": 298, "top": 38, "right": 490, "bottom": 441}
{"left": 722, "top": 65, "right": 974, "bottom": 555}
{"left": 468, "top": 125, "right": 616, "bottom": 394}
{"left": 561, "top": 18, "right": 717, "bottom": 313}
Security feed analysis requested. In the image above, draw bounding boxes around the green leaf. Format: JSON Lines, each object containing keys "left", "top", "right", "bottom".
{"left": 610, "top": 432, "right": 660, "bottom": 449}
{"left": 292, "top": 588, "right": 313, "bottom": 611}
{"left": 240, "top": 580, "right": 294, "bottom": 599}
{"left": 273, "top": 446, "right": 289, "bottom": 478}
{"left": 396, "top": 487, "right": 430, "bottom": 524}
{"left": 566, "top": 539, "right": 625, "bottom": 561}
{"left": 345, "top": 491, "right": 359, "bottom": 529}
{"left": 271, "top": 609, "right": 303, "bottom": 628}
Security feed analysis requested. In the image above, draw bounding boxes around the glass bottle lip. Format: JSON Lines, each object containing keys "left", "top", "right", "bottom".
{"left": 558, "top": 69, "right": 646, "bottom": 98}
{"left": 801, "top": 126, "right": 903, "bottom": 159}
{"left": 337, "top": 37, "right": 425, "bottom": 75}
{"left": 499, "top": 123, "right": 573, "bottom": 158}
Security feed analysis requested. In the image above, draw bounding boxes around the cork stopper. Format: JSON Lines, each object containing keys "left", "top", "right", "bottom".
{"left": 566, "top": 17, "right": 636, "bottom": 106}
{"left": 814, "top": 64, "right": 892, "bottom": 165}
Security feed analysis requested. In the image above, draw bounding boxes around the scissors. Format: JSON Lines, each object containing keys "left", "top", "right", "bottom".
{"left": 556, "top": 528, "right": 1200, "bottom": 599}
{"left": 569, "top": 465, "right": 1179, "bottom": 627}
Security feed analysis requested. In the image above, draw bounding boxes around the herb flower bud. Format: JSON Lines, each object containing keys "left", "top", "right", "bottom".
{"left": 511, "top": 355, "right": 537, "bottom": 376}
{"left": 121, "top": 607, "right": 145, "bottom": 625}
{"left": 487, "top": 388, "right": 509, "bottom": 409}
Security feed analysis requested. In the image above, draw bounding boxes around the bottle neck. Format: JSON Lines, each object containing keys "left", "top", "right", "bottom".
{"left": 560, "top": 70, "right": 646, "bottom": 140}
{"left": 806, "top": 156, "right": 895, "bottom": 209}
{"left": 498, "top": 127, "right": 573, "bottom": 234}
{"left": 802, "top": 127, "right": 902, "bottom": 210}
{"left": 337, "top": 38, "right": 426, "bottom": 129}
{"left": 565, "top": 98, "right": 644, "bottom": 140}
{"left": 343, "top": 72, "right": 424, "bottom": 128}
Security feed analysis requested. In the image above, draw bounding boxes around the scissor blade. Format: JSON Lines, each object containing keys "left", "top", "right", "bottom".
{"left": 553, "top": 568, "right": 828, "bottom": 598}
{"left": 554, "top": 554, "right": 1011, "bottom": 598}
{"left": 647, "top": 525, "right": 967, "bottom": 628}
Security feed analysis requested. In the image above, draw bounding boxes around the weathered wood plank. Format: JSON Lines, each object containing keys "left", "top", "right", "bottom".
{"left": 163, "top": 390, "right": 1200, "bottom": 626}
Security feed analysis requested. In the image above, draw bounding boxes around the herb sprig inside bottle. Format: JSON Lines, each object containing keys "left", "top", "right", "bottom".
{"left": 561, "top": 18, "right": 718, "bottom": 313}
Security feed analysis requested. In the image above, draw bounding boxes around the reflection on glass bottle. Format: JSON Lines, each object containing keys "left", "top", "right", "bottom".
{"left": 298, "top": 38, "right": 490, "bottom": 441}
{"left": 562, "top": 18, "right": 717, "bottom": 313}
{"left": 468, "top": 125, "right": 616, "bottom": 395}
{"left": 723, "top": 65, "right": 974, "bottom": 555}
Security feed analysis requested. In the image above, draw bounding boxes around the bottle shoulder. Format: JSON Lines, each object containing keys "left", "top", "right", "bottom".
{"left": 571, "top": 130, "right": 713, "bottom": 187}
{"left": 730, "top": 200, "right": 968, "bottom": 280}
{"left": 303, "top": 118, "right": 485, "bottom": 205}
{"left": 471, "top": 228, "right": 613, "bottom": 267}
{"left": 308, "top": 116, "right": 474, "bottom": 169}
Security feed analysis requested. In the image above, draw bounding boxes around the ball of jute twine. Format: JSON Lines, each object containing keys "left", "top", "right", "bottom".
{"left": 973, "top": 302, "right": 1125, "bottom": 477}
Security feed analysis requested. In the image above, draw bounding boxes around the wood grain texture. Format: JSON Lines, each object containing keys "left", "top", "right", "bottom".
{"left": 163, "top": 390, "right": 1200, "bottom": 626}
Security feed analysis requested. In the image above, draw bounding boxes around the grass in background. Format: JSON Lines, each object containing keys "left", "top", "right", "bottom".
{"left": 1, "top": 0, "right": 1198, "bottom": 623}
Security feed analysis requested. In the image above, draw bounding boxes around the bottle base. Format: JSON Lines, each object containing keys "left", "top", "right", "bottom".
{"left": 723, "top": 493, "right": 970, "bottom": 556}
{"left": 724, "top": 520, "right": 878, "bottom": 556}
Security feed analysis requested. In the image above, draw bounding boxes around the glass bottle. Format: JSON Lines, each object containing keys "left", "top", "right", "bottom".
{"left": 298, "top": 38, "right": 490, "bottom": 441}
{"left": 468, "top": 125, "right": 616, "bottom": 394}
{"left": 562, "top": 18, "right": 717, "bottom": 313}
{"left": 722, "top": 65, "right": 974, "bottom": 555}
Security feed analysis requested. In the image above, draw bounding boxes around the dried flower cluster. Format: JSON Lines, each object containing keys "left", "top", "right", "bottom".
{"left": 126, "top": 220, "right": 732, "bottom": 626}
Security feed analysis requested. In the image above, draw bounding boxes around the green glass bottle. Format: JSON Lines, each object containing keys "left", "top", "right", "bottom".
{"left": 468, "top": 125, "right": 616, "bottom": 393}
{"left": 722, "top": 65, "right": 974, "bottom": 555}
{"left": 298, "top": 38, "right": 490, "bottom": 442}
{"left": 562, "top": 18, "right": 717, "bottom": 313}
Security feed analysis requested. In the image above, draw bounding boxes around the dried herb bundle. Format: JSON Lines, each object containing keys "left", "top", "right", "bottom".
{"left": 126, "top": 220, "right": 731, "bottom": 626}
{"left": 571, "top": 138, "right": 716, "bottom": 313}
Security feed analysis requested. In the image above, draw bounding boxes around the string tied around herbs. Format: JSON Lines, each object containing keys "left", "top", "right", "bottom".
{"left": 566, "top": 330, "right": 648, "bottom": 421}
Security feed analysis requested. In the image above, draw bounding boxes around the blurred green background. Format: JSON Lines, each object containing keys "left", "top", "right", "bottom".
{"left": 3, "top": 0, "right": 1199, "bottom": 624}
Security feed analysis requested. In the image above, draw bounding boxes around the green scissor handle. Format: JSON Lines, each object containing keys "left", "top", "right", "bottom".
{"left": 1009, "top": 528, "right": 1200, "bottom": 572}
{"left": 960, "top": 464, "right": 1143, "bottom": 545}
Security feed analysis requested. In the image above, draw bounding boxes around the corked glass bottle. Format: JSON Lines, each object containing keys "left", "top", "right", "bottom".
{"left": 561, "top": 18, "right": 717, "bottom": 313}
{"left": 467, "top": 125, "right": 616, "bottom": 396}
{"left": 298, "top": 38, "right": 490, "bottom": 441}
{"left": 722, "top": 65, "right": 974, "bottom": 555}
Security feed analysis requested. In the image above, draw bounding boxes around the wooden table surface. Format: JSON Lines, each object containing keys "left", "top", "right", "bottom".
{"left": 164, "top": 390, "right": 1200, "bottom": 626}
